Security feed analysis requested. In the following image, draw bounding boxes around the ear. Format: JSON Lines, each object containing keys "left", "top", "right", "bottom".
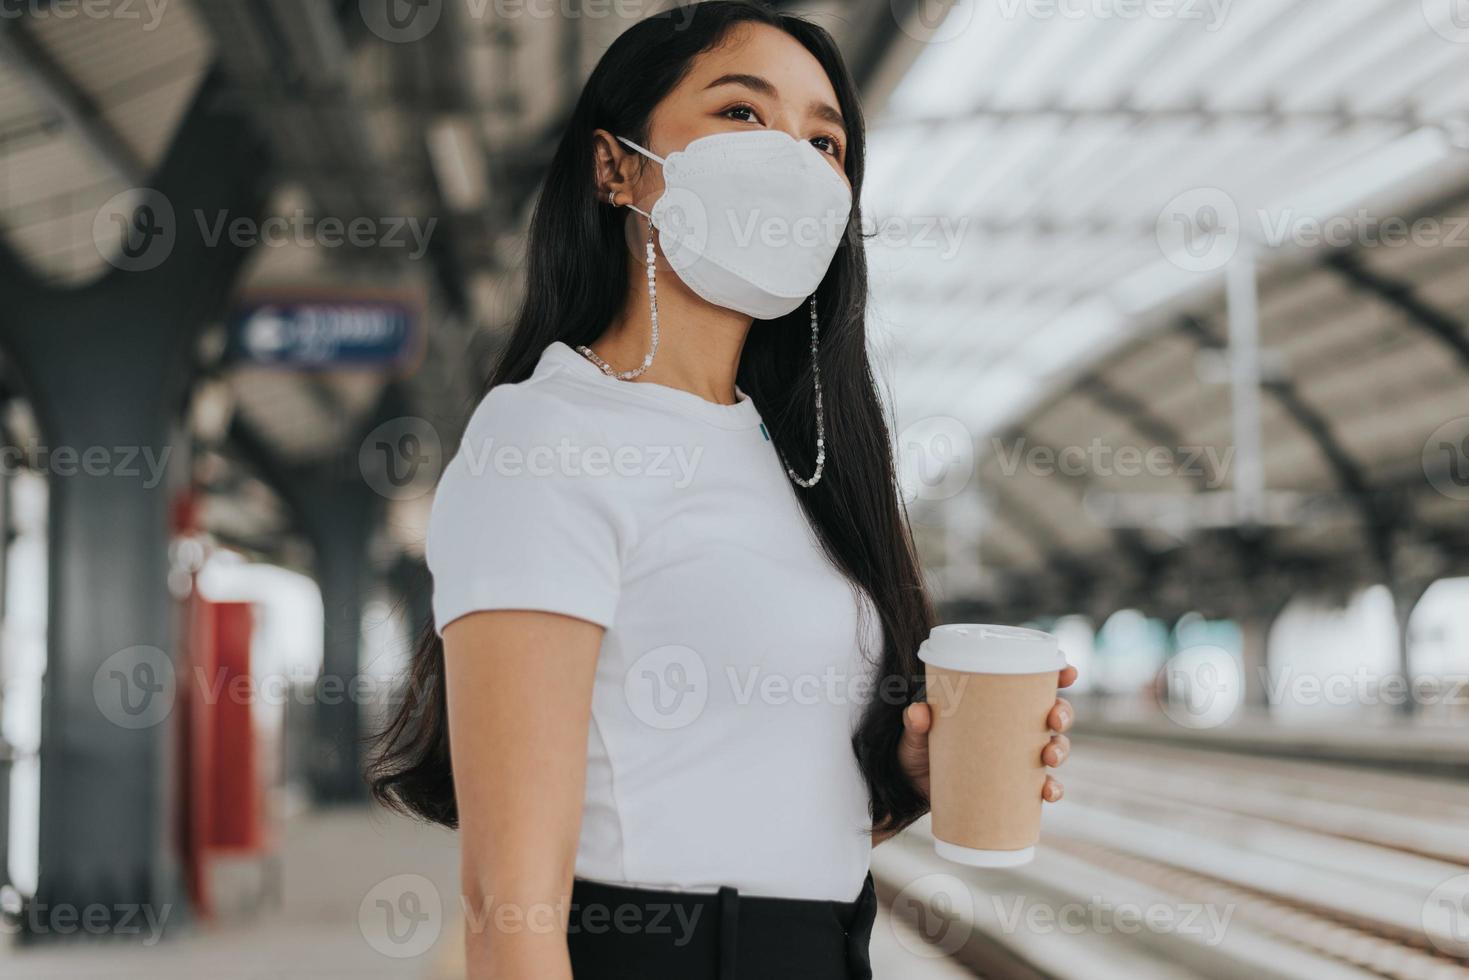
{"left": 591, "top": 129, "right": 640, "bottom": 205}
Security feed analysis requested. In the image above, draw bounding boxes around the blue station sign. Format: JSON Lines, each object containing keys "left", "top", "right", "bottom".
{"left": 225, "top": 295, "right": 420, "bottom": 368}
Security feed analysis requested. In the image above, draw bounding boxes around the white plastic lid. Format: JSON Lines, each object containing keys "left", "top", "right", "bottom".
{"left": 916, "top": 624, "right": 1066, "bottom": 674}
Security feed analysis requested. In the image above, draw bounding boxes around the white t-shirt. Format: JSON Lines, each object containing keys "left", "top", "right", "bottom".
{"left": 426, "top": 341, "right": 878, "bottom": 902}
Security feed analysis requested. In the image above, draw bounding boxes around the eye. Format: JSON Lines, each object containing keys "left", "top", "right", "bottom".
{"left": 810, "top": 134, "right": 842, "bottom": 157}
{"left": 722, "top": 103, "right": 762, "bottom": 124}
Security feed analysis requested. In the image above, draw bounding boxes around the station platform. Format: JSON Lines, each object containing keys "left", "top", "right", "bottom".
{"left": 0, "top": 806, "right": 973, "bottom": 979}
{"left": 0, "top": 808, "right": 461, "bottom": 979}
{"left": 1075, "top": 698, "right": 1469, "bottom": 777}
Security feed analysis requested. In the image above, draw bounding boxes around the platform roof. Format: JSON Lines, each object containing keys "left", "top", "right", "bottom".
{"left": 859, "top": 0, "right": 1469, "bottom": 615}
{"left": 1, "top": 0, "right": 1466, "bottom": 618}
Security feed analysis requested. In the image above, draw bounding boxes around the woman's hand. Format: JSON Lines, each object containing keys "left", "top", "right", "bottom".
{"left": 898, "top": 665, "right": 1079, "bottom": 803}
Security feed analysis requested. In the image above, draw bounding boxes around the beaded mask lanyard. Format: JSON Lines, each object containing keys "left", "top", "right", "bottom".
{"left": 578, "top": 197, "right": 826, "bottom": 489}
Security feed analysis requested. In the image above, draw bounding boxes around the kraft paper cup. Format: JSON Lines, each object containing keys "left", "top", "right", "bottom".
{"left": 919, "top": 624, "right": 1065, "bottom": 868}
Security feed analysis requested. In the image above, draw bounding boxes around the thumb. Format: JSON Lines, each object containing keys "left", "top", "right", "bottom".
{"left": 900, "top": 702, "right": 932, "bottom": 747}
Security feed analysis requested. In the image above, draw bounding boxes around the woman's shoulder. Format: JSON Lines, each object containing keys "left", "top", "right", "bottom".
{"left": 425, "top": 352, "right": 635, "bottom": 624}
{"left": 430, "top": 362, "right": 631, "bottom": 551}
{"left": 446, "top": 350, "right": 648, "bottom": 504}
{"left": 461, "top": 350, "right": 615, "bottom": 443}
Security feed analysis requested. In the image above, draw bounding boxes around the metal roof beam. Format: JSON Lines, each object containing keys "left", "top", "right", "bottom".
{"left": 848, "top": 0, "right": 921, "bottom": 90}
{"left": 0, "top": 16, "right": 147, "bottom": 186}
{"left": 1325, "top": 251, "right": 1469, "bottom": 371}
{"left": 1174, "top": 314, "right": 1394, "bottom": 571}
{"left": 982, "top": 482, "right": 1102, "bottom": 599}
{"left": 877, "top": 101, "right": 1428, "bottom": 134}
{"left": 990, "top": 426, "right": 1163, "bottom": 582}
{"left": 0, "top": 226, "right": 44, "bottom": 300}
{"left": 1074, "top": 373, "right": 1221, "bottom": 489}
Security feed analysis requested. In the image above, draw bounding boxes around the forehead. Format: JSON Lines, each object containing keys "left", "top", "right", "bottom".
{"left": 679, "top": 22, "right": 840, "bottom": 109}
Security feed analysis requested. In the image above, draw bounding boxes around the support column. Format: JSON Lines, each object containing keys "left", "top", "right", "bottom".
{"left": 301, "top": 476, "right": 379, "bottom": 805}
{"left": 36, "top": 351, "right": 178, "bottom": 935}
{"left": 1226, "top": 246, "right": 1266, "bottom": 528}
{"left": 0, "top": 71, "right": 268, "bottom": 936}
{"left": 227, "top": 407, "right": 391, "bottom": 806}
{"left": 1238, "top": 612, "right": 1271, "bottom": 713}
{"left": 390, "top": 555, "right": 434, "bottom": 643}
{"left": 1389, "top": 579, "right": 1432, "bottom": 718}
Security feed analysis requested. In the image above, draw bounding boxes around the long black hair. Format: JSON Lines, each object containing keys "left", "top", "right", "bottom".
{"left": 368, "top": 0, "right": 935, "bottom": 836}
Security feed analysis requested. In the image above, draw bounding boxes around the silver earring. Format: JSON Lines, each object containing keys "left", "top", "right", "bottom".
{"left": 608, "top": 189, "right": 617, "bottom": 205}
{"left": 782, "top": 295, "right": 826, "bottom": 489}
{"left": 577, "top": 218, "right": 659, "bottom": 380}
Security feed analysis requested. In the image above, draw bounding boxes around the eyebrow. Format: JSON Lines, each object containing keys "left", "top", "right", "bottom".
{"left": 704, "top": 73, "right": 847, "bottom": 133}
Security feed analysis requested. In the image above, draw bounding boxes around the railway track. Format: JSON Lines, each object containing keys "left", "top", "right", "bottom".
{"left": 870, "top": 736, "right": 1469, "bottom": 979}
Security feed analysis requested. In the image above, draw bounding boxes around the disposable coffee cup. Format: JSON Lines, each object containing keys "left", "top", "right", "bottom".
{"left": 918, "top": 624, "right": 1065, "bottom": 868}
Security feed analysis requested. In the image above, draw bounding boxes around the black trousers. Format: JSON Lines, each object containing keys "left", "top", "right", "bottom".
{"left": 566, "top": 873, "right": 878, "bottom": 979}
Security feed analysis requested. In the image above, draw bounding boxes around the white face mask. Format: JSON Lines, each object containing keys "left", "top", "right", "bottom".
{"left": 617, "top": 129, "right": 853, "bottom": 320}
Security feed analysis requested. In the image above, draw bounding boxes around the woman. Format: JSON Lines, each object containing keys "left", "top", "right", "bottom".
{"left": 369, "top": 3, "right": 1076, "bottom": 977}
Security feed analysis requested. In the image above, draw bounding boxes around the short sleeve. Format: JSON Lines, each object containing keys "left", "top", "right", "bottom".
{"left": 425, "top": 384, "right": 628, "bottom": 634}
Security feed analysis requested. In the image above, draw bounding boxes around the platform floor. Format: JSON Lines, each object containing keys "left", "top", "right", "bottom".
{"left": 0, "top": 807, "right": 460, "bottom": 979}
{"left": 0, "top": 807, "right": 975, "bottom": 978}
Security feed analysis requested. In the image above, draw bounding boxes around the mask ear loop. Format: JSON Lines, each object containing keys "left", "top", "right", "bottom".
{"left": 614, "top": 136, "right": 660, "bottom": 219}
{"left": 616, "top": 135, "right": 664, "bottom": 165}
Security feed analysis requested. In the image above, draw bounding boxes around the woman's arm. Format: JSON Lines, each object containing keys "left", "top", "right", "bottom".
{"left": 443, "top": 609, "right": 603, "bottom": 980}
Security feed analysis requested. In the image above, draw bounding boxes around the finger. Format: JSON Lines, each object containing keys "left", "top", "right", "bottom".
{"left": 1047, "top": 697, "right": 1073, "bottom": 733}
{"left": 898, "top": 704, "right": 930, "bottom": 758}
{"left": 1058, "top": 665, "right": 1079, "bottom": 689}
{"left": 1042, "top": 734, "right": 1070, "bottom": 768}
{"left": 1042, "top": 776, "right": 1064, "bottom": 803}
{"left": 903, "top": 702, "right": 933, "bottom": 734}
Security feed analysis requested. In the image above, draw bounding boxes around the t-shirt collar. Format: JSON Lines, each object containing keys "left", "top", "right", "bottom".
{"left": 543, "top": 341, "right": 764, "bottom": 431}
